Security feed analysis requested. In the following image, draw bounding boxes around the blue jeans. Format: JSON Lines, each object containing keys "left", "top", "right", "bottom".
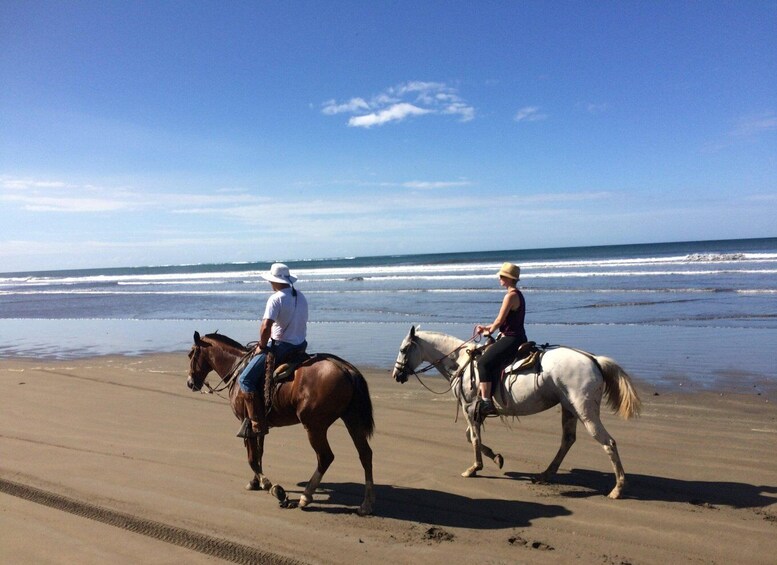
{"left": 238, "top": 340, "right": 307, "bottom": 393}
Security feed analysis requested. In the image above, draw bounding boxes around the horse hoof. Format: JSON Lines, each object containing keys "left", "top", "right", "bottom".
{"left": 259, "top": 477, "right": 272, "bottom": 491}
{"left": 298, "top": 494, "right": 312, "bottom": 509}
{"left": 270, "top": 484, "right": 286, "bottom": 501}
{"left": 461, "top": 466, "right": 480, "bottom": 478}
{"left": 357, "top": 502, "right": 373, "bottom": 516}
{"left": 608, "top": 488, "right": 623, "bottom": 499}
{"left": 495, "top": 454, "right": 504, "bottom": 469}
{"left": 532, "top": 473, "right": 550, "bottom": 484}
{"left": 246, "top": 480, "right": 261, "bottom": 491}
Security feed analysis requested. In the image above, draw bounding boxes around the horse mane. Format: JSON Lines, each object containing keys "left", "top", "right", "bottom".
{"left": 203, "top": 332, "right": 247, "bottom": 351}
{"left": 417, "top": 330, "right": 465, "bottom": 346}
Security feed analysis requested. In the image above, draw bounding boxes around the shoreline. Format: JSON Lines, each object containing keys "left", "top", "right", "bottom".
{"left": 2, "top": 347, "right": 775, "bottom": 400}
{"left": 1, "top": 353, "right": 776, "bottom": 564}
{"left": 2, "top": 318, "right": 776, "bottom": 397}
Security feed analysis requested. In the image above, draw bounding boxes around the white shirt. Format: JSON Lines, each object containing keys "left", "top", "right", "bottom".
{"left": 263, "top": 287, "right": 308, "bottom": 345}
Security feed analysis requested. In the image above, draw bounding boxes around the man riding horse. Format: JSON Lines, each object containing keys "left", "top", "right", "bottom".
{"left": 236, "top": 263, "right": 308, "bottom": 437}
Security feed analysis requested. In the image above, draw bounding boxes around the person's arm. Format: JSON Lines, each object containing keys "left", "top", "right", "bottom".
{"left": 256, "top": 318, "right": 274, "bottom": 352}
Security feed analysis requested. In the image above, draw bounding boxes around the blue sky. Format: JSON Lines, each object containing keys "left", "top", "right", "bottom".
{"left": 1, "top": 1, "right": 776, "bottom": 272}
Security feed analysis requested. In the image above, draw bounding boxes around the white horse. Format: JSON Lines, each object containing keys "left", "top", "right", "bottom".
{"left": 392, "top": 326, "right": 641, "bottom": 498}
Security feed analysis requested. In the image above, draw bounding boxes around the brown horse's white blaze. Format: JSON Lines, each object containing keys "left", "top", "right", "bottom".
{"left": 392, "top": 326, "right": 641, "bottom": 499}
{"left": 188, "top": 331, "right": 375, "bottom": 515}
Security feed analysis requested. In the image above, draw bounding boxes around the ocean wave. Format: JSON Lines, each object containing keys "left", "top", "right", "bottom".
{"left": 2, "top": 242, "right": 777, "bottom": 294}
{"left": 686, "top": 252, "right": 747, "bottom": 262}
{"left": 4, "top": 253, "right": 776, "bottom": 288}
{"left": 2, "top": 286, "right": 773, "bottom": 297}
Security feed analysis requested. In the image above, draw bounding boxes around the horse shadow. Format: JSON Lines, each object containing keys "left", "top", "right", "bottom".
{"left": 289, "top": 481, "right": 571, "bottom": 528}
{"left": 504, "top": 468, "right": 777, "bottom": 509}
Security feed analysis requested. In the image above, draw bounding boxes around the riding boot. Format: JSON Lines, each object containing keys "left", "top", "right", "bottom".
{"left": 479, "top": 397, "right": 497, "bottom": 420}
{"left": 468, "top": 397, "right": 497, "bottom": 424}
{"left": 236, "top": 391, "right": 267, "bottom": 437}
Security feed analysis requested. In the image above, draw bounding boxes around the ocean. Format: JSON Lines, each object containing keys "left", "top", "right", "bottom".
{"left": 2, "top": 237, "right": 776, "bottom": 392}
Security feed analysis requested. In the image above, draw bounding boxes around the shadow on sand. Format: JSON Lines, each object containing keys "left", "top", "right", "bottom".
{"left": 279, "top": 470, "right": 775, "bottom": 522}
{"left": 287, "top": 481, "right": 570, "bottom": 527}
{"left": 504, "top": 468, "right": 777, "bottom": 508}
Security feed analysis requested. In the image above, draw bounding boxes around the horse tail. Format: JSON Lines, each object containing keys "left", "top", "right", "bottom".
{"left": 327, "top": 356, "right": 375, "bottom": 439}
{"left": 595, "top": 356, "right": 642, "bottom": 420}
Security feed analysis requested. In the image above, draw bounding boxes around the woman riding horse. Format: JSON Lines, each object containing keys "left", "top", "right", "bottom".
{"left": 473, "top": 262, "right": 528, "bottom": 421}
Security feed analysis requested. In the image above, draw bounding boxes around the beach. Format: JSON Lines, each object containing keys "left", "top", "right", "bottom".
{"left": 2, "top": 353, "right": 775, "bottom": 564}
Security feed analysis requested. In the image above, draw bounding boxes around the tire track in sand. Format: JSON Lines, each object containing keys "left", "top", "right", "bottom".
{"left": 0, "top": 477, "right": 304, "bottom": 565}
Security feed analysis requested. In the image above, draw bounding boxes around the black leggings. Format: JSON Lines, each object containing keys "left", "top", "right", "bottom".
{"left": 477, "top": 335, "right": 524, "bottom": 384}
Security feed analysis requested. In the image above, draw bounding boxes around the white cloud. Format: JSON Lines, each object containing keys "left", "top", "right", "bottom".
{"left": 0, "top": 176, "right": 255, "bottom": 214}
{"left": 348, "top": 103, "right": 430, "bottom": 128}
{"left": 2, "top": 193, "right": 133, "bottom": 212}
{"left": 401, "top": 180, "right": 472, "bottom": 189}
{"left": 514, "top": 106, "right": 547, "bottom": 122}
{"left": 745, "top": 193, "right": 777, "bottom": 202}
{"left": 321, "top": 97, "right": 370, "bottom": 115}
{"left": 395, "top": 81, "right": 446, "bottom": 95}
{"left": 586, "top": 103, "right": 608, "bottom": 114}
{"left": 323, "top": 81, "right": 475, "bottom": 127}
{"left": 730, "top": 112, "right": 777, "bottom": 138}
{"left": 0, "top": 178, "right": 138, "bottom": 212}
{"left": 1, "top": 177, "right": 72, "bottom": 190}
{"left": 523, "top": 191, "right": 611, "bottom": 202}
{"left": 702, "top": 111, "right": 777, "bottom": 152}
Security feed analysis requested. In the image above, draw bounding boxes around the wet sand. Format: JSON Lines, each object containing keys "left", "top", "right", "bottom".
{"left": 1, "top": 353, "right": 775, "bottom": 564}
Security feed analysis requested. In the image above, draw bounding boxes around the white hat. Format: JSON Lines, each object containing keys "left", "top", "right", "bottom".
{"left": 261, "top": 263, "right": 298, "bottom": 285}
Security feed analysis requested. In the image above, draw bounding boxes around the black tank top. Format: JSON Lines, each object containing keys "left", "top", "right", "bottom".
{"left": 499, "top": 289, "right": 526, "bottom": 341}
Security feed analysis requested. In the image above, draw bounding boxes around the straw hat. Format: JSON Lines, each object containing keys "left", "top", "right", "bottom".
{"left": 497, "top": 262, "right": 520, "bottom": 280}
{"left": 261, "top": 263, "right": 298, "bottom": 285}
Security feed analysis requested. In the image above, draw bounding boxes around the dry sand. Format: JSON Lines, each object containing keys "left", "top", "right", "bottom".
{"left": 1, "top": 353, "right": 775, "bottom": 564}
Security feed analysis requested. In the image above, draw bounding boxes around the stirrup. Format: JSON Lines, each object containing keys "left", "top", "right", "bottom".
{"left": 236, "top": 418, "right": 257, "bottom": 438}
{"left": 469, "top": 399, "right": 496, "bottom": 424}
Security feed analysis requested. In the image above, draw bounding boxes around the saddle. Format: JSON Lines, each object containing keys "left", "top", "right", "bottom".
{"left": 270, "top": 349, "right": 312, "bottom": 383}
{"left": 503, "top": 341, "right": 542, "bottom": 376}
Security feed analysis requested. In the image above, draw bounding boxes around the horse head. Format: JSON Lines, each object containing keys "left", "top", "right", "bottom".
{"left": 187, "top": 331, "right": 213, "bottom": 391}
{"left": 392, "top": 325, "right": 422, "bottom": 383}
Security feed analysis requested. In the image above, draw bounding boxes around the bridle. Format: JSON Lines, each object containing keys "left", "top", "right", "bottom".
{"left": 394, "top": 332, "right": 483, "bottom": 395}
{"left": 187, "top": 341, "right": 248, "bottom": 397}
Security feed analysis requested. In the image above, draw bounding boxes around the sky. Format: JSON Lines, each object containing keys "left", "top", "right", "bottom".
{"left": 1, "top": 1, "right": 776, "bottom": 272}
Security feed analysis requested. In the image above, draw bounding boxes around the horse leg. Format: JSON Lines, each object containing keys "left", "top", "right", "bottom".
{"left": 466, "top": 426, "right": 503, "bottom": 470}
{"left": 579, "top": 412, "right": 626, "bottom": 499}
{"left": 244, "top": 434, "right": 272, "bottom": 491}
{"left": 536, "top": 406, "right": 577, "bottom": 484}
{"left": 344, "top": 422, "right": 375, "bottom": 516}
{"left": 299, "top": 427, "right": 335, "bottom": 509}
{"left": 461, "top": 418, "right": 485, "bottom": 478}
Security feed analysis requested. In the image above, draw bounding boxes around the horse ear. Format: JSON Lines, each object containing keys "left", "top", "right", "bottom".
{"left": 409, "top": 325, "right": 416, "bottom": 337}
{"left": 194, "top": 331, "right": 201, "bottom": 344}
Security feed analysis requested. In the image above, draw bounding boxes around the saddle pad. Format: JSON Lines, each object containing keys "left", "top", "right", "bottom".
{"left": 505, "top": 349, "right": 542, "bottom": 375}
{"left": 272, "top": 352, "right": 312, "bottom": 382}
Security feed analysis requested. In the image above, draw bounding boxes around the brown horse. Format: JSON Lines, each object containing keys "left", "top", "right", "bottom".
{"left": 187, "top": 331, "right": 375, "bottom": 515}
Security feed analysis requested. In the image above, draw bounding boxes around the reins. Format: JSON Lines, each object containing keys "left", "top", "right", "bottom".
{"left": 405, "top": 331, "right": 485, "bottom": 394}
{"left": 412, "top": 371, "right": 455, "bottom": 395}
{"left": 195, "top": 341, "right": 258, "bottom": 400}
